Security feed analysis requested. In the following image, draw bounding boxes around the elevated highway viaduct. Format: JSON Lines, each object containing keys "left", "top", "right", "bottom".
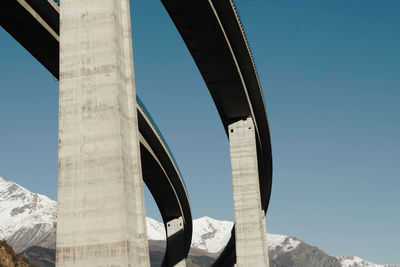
{"left": 1, "top": 0, "right": 273, "bottom": 266}
{"left": 162, "top": 1, "right": 273, "bottom": 265}
{"left": 1, "top": 0, "right": 191, "bottom": 266}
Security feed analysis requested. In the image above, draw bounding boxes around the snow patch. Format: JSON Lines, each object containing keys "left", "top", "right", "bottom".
{"left": 267, "top": 233, "right": 301, "bottom": 253}
{"left": 337, "top": 255, "right": 386, "bottom": 267}
{"left": 0, "top": 176, "right": 56, "bottom": 241}
{"left": 191, "top": 216, "right": 234, "bottom": 253}
{"left": 1, "top": 176, "right": 397, "bottom": 267}
{"left": 146, "top": 217, "right": 165, "bottom": 240}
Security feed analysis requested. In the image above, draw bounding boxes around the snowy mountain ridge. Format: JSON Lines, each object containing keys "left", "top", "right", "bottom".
{"left": 145, "top": 216, "right": 234, "bottom": 253}
{"left": 0, "top": 176, "right": 56, "bottom": 237}
{"left": 146, "top": 216, "right": 301, "bottom": 254}
{"left": 336, "top": 255, "right": 386, "bottom": 267}
{"left": 0, "top": 176, "right": 397, "bottom": 267}
{"left": 0, "top": 176, "right": 57, "bottom": 252}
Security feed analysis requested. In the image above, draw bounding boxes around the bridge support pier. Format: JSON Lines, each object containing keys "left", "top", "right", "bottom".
{"left": 56, "top": 0, "right": 150, "bottom": 266}
{"left": 229, "top": 118, "right": 269, "bottom": 267}
{"left": 165, "top": 217, "right": 186, "bottom": 267}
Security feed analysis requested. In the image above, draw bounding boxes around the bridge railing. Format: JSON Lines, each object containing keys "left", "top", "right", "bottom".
{"left": 136, "top": 96, "right": 186, "bottom": 188}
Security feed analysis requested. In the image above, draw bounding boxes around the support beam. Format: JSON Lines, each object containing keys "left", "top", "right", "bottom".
{"left": 165, "top": 217, "right": 186, "bottom": 267}
{"left": 229, "top": 118, "right": 269, "bottom": 267}
{"left": 56, "top": 0, "right": 150, "bottom": 266}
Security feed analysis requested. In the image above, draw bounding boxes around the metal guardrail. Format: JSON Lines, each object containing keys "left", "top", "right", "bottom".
{"left": 136, "top": 96, "right": 186, "bottom": 188}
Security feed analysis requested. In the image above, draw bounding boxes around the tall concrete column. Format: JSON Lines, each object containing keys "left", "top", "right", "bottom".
{"left": 229, "top": 118, "right": 269, "bottom": 267}
{"left": 56, "top": 0, "right": 150, "bottom": 266}
{"left": 165, "top": 217, "right": 186, "bottom": 267}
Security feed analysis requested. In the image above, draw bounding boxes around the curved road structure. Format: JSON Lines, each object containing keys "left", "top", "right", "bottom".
{"left": 1, "top": 0, "right": 192, "bottom": 266}
{"left": 161, "top": 0, "right": 273, "bottom": 266}
{"left": 1, "top": 0, "right": 272, "bottom": 266}
{"left": 137, "top": 97, "right": 192, "bottom": 267}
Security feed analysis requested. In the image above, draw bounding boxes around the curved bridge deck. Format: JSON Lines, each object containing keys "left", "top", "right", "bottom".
{"left": 1, "top": 0, "right": 192, "bottom": 265}
{"left": 161, "top": 1, "right": 272, "bottom": 265}
{"left": 1, "top": 0, "right": 273, "bottom": 265}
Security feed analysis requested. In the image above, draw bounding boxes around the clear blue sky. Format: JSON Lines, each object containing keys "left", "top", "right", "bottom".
{"left": 0, "top": 0, "right": 399, "bottom": 265}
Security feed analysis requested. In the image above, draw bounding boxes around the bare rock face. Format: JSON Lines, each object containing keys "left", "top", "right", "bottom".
{"left": 6, "top": 223, "right": 56, "bottom": 253}
{"left": 1, "top": 177, "right": 398, "bottom": 267}
{"left": 148, "top": 240, "right": 217, "bottom": 267}
{"left": 19, "top": 246, "right": 55, "bottom": 267}
{"left": 0, "top": 240, "right": 31, "bottom": 267}
{"left": 269, "top": 239, "right": 341, "bottom": 267}
{"left": 0, "top": 177, "right": 56, "bottom": 253}
{"left": 19, "top": 242, "right": 218, "bottom": 267}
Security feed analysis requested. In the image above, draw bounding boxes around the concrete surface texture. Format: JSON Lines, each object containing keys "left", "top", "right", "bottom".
{"left": 166, "top": 217, "right": 186, "bottom": 267}
{"left": 229, "top": 118, "right": 269, "bottom": 267}
{"left": 56, "top": 0, "right": 150, "bottom": 266}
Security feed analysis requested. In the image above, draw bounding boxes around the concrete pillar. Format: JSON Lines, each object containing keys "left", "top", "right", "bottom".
{"left": 229, "top": 118, "right": 269, "bottom": 267}
{"left": 164, "top": 217, "right": 186, "bottom": 267}
{"left": 56, "top": 0, "right": 150, "bottom": 266}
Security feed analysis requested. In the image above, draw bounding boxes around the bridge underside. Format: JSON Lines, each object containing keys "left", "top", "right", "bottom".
{"left": 161, "top": 1, "right": 272, "bottom": 265}
{"left": 0, "top": 0, "right": 59, "bottom": 78}
{"left": 1, "top": 0, "right": 272, "bottom": 266}
{"left": 0, "top": 0, "right": 192, "bottom": 266}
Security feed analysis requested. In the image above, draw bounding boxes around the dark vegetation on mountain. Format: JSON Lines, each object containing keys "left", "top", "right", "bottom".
{"left": 0, "top": 240, "right": 32, "bottom": 267}
{"left": 149, "top": 240, "right": 217, "bottom": 267}
{"left": 16, "top": 240, "right": 400, "bottom": 267}
{"left": 2, "top": 177, "right": 397, "bottom": 267}
{"left": 18, "top": 241, "right": 218, "bottom": 267}
{"left": 20, "top": 246, "right": 55, "bottom": 267}
{"left": 269, "top": 240, "right": 341, "bottom": 267}
{"left": 18, "top": 240, "right": 340, "bottom": 267}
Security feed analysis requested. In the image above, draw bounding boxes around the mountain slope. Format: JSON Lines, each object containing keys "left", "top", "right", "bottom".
{"left": 146, "top": 216, "right": 234, "bottom": 254}
{"left": 0, "top": 240, "right": 31, "bottom": 267}
{"left": 336, "top": 255, "right": 395, "bottom": 267}
{"left": 191, "top": 217, "right": 234, "bottom": 253}
{"left": 0, "top": 177, "right": 56, "bottom": 253}
{"left": 1, "top": 176, "right": 398, "bottom": 267}
{"left": 269, "top": 237, "right": 341, "bottom": 267}
{"left": 20, "top": 246, "right": 55, "bottom": 267}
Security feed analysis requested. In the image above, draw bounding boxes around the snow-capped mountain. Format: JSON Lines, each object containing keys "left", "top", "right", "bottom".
{"left": 146, "top": 217, "right": 166, "bottom": 241}
{"left": 0, "top": 176, "right": 57, "bottom": 253}
{"left": 267, "top": 233, "right": 301, "bottom": 253}
{"left": 0, "top": 175, "right": 301, "bottom": 255}
{"left": 145, "top": 216, "right": 301, "bottom": 254}
{"left": 0, "top": 176, "right": 168, "bottom": 252}
{"left": 336, "top": 255, "right": 391, "bottom": 267}
{"left": 0, "top": 176, "right": 398, "bottom": 267}
{"left": 145, "top": 216, "right": 234, "bottom": 253}
{"left": 143, "top": 214, "right": 398, "bottom": 267}
{"left": 191, "top": 216, "right": 234, "bottom": 253}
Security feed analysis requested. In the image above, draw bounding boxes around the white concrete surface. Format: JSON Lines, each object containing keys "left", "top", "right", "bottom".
{"left": 229, "top": 118, "right": 269, "bottom": 267}
{"left": 166, "top": 217, "right": 186, "bottom": 267}
{"left": 56, "top": 0, "right": 150, "bottom": 266}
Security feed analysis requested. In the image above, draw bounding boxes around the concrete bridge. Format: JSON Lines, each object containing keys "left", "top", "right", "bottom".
{"left": 0, "top": 0, "right": 273, "bottom": 266}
